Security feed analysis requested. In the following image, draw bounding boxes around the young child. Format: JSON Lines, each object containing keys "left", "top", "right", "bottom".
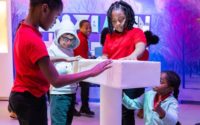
{"left": 9, "top": 0, "right": 112, "bottom": 125}
{"left": 74, "top": 20, "right": 95, "bottom": 117}
{"left": 123, "top": 71, "right": 181, "bottom": 125}
{"left": 48, "top": 17, "right": 80, "bottom": 125}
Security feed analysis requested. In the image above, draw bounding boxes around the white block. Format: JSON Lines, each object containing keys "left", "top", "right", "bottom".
{"left": 75, "top": 59, "right": 161, "bottom": 89}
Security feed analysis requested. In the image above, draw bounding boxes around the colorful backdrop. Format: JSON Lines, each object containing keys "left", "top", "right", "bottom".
{"left": 11, "top": 0, "right": 200, "bottom": 101}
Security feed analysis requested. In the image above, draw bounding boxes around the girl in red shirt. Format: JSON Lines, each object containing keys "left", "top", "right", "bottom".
{"left": 102, "top": 1, "right": 146, "bottom": 125}
{"left": 9, "top": 0, "right": 111, "bottom": 125}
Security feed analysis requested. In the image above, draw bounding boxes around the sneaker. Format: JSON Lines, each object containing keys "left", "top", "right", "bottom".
{"left": 73, "top": 109, "right": 81, "bottom": 117}
{"left": 10, "top": 112, "right": 17, "bottom": 119}
{"left": 80, "top": 108, "right": 95, "bottom": 117}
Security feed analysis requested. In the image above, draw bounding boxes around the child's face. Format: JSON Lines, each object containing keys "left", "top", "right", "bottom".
{"left": 59, "top": 34, "right": 76, "bottom": 49}
{"left": 153, "top": 73, "right": 174, "bottom": 95}
{"left": 40, "top": 4, "right": 62, "bottom": 31}
{"left": 80, "top": 22, "right": 91, "bottom": 37}
{"left": 111, "top": 9, "right": 126, "bottom": 32}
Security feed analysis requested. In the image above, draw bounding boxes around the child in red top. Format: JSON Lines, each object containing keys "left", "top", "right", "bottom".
{"left": 102, "top": 1, "right": 146, "bottom": 125}
{"left": 74, "top": 20, "right": 95, "bottom": 117}
{"left": 74, "top": 20, "right": 91, "bottom": 59}
{"left": 9, "top": 1, "right": 112, "bottom": 125}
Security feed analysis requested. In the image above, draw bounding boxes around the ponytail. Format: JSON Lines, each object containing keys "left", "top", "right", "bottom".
{"left": 173, "top": 87, "right": 179, "bottom": 100}
{"left": 144, "top": 31, "right": 159, "bottom": 46}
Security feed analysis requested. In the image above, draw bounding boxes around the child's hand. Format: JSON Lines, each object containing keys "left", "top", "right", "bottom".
{"left": 74, "top": 56, "right": 83, "bottom": 60}
{"left": 153, "top": 105, "right": 165, "bottom": 119}
{"left": 65, "top": 56, "right": 82, "bottom": 62}
{"left": 137, "top": 109, "right": 144, "bottom": 119}
{"left": 153, "top": 95, "right": 165, "bottom": 119}
{"left": 101, "top": 55, "right": 108, "bottom": 59}
{"left": 89, "top": 59, "right": 112, "bottom": 77}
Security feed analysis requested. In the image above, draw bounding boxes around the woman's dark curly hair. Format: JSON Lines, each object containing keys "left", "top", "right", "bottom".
{"left": 107, "top": 1, "right": 136, "bottom": 34}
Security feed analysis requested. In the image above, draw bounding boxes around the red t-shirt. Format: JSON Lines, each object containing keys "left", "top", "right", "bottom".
{"left": 12, "top": 22, "right": 49, "bottom": 97}
{"left": 103, "top": 28, "right": 147, "bottom": 60}
{"left": 74, "top": 32, "right": 89, "bottom": 59}
{"left": 139, "top": 49, "right": 149, "bottom": 61}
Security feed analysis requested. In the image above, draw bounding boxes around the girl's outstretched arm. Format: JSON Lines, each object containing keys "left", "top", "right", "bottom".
{"left": 37, "top": 56, "right": 112, "bottom": 88}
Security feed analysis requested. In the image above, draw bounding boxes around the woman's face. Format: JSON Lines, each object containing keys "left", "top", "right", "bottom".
{"left": 59, "top": 34, "right": 76, "bottom": 49}
{"left": 153, "top": 73, "right": 174, "bottom": 95}
{"left": 111, "top": 9, "right": 126, "bottom": 32}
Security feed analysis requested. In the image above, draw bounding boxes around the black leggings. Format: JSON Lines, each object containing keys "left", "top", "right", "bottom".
{"left": 9, "top": 92, "right": 48, "bottom": 125}
{"left": 79, "top": 81, "right": 90, "bottom": 109}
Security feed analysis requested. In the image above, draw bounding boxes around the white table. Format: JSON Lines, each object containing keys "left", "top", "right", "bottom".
{"left": 74, "top": 59, "right": 160, "bottom": 125}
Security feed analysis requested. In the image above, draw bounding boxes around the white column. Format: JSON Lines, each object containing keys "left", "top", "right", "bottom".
{"left": 100, "top": 85, "right": 122, "bottom": 125}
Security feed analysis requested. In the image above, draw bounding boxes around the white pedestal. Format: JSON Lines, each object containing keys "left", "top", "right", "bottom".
{"left": 100, "top": 86, "right": 122, "bottom": 125}
{"left": 75, "top": 59, "right": 161, "bottom": 125}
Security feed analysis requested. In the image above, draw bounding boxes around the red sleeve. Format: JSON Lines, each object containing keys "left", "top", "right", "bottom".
{"left": 138, "top": 49, "right": 149, "bottom": 61}
{"left": 132, "top": 28, "right": 147, "bottom": 45}
{"left": 28, "top": 38, "right": 49, "bottom": 64}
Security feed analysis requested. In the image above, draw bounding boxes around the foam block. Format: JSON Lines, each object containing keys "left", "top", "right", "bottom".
{"left": 75, "top": 59, "right": 160, "bottom": 89}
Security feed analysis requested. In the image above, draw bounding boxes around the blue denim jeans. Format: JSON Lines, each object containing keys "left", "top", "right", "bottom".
{"left": 50, "top": 94, "right": 75, "bottom": 125}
